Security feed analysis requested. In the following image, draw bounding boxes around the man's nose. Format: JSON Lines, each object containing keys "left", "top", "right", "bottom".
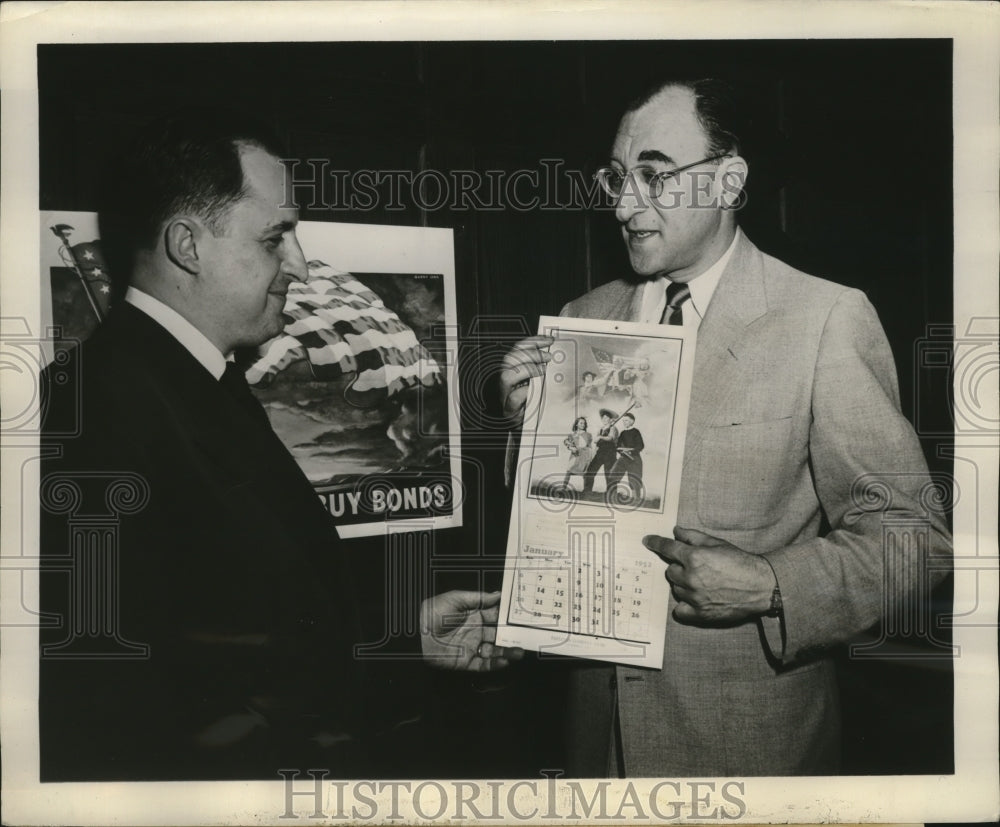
{"left": 614, "top": 176, "right": 648, "bottom": 223}
{"left": 282, "top": 234, "right": 308, "bottom": 282}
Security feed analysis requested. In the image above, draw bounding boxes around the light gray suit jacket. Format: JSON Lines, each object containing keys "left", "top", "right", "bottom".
{"left": 559, "top": 233, "right": 951, "bottom": 776}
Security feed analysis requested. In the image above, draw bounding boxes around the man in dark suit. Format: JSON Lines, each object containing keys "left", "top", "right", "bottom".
{"left": 500, "top": 79, "right": 950, "bottom": 775}
{"left": 39, "top": 110, "right": 516, "bottom": 781}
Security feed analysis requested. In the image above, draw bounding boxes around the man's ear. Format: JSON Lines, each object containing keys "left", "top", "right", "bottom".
{"left": 718, "top": 156, "right": 749, "bottom": 210}
{"left": 164, "top": 217, "right": 204, "bottom": 275}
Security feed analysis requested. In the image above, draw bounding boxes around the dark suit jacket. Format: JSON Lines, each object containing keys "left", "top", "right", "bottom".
{"left": 613, "top": 428, "right": 644, "bottom": 475}
{"left": 559, "top": 233, "right": 951, "bottom": 776}
{"left": 40, "top": 303, "right": 371, "bottom": 780}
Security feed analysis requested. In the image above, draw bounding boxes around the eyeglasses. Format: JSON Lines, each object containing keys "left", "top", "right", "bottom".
{"left": 593, "top": 154, "right": 731, "bottom": 200}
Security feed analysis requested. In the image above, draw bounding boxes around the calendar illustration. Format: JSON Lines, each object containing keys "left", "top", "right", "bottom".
{"left": 497, "top": 316, "right": 696, "bottom": 668}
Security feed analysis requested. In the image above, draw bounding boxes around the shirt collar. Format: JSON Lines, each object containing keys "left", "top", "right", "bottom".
{"left": 637, "top": 228, "right": 742, "bottom": 327}
{"left": 125, "top": 286, "right": 229, "bottom": 379}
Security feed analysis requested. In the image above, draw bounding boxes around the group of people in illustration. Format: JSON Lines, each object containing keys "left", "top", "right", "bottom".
{"left": 577, "top": 357, "right": 652, "bottom": 410}
{"left": 562, "top": 406, "right": 645, "bottom": 501}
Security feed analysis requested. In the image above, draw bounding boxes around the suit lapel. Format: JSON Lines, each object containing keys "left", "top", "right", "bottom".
{"left": 607, "top": 283, "right": 642, "bottom": 322}
{"left": 573, "top": 280, "right": 642, "bottom": 322}
{"left": 682, "top": 235, "right": 770, "bottom": 470}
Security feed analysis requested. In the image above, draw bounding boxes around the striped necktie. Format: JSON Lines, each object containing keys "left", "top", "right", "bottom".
{"left": 661, "top": 281, "right": 691, "bottom": 325}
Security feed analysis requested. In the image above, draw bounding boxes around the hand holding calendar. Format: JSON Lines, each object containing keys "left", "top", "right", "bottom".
{"left": 645, "top": 528, "right": 778, "bottom": 625}
{"left": 496, "top": 316, "right": 697, "bottom": 668}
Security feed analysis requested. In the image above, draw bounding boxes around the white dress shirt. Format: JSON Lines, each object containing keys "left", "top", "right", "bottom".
{"left": 125, "top": 287, "right": 229, "bottom": 379}
{"left": 636, "top": 228, "right": 742, "bottom": 329}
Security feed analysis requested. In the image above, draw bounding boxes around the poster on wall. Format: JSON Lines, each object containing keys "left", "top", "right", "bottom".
{"left": 40, "top": 212, "right": 462, "bottom": 538}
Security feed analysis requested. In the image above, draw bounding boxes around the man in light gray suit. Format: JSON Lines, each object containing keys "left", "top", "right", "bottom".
{"left": 500, "top": 79, "right": 951, "bottom": 776}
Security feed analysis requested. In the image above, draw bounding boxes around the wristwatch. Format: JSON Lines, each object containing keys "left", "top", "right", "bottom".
{"left": 764, "top": 585, "right": 783, "bottom": 618}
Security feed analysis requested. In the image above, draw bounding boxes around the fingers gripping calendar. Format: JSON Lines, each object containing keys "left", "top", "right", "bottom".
{"left": 497, "top": 317, "right": 696, "bottom": 668}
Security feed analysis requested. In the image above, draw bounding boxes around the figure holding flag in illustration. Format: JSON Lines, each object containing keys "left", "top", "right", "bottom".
{"left": 591, "top": 346, "right": 646, "bottom": 407}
